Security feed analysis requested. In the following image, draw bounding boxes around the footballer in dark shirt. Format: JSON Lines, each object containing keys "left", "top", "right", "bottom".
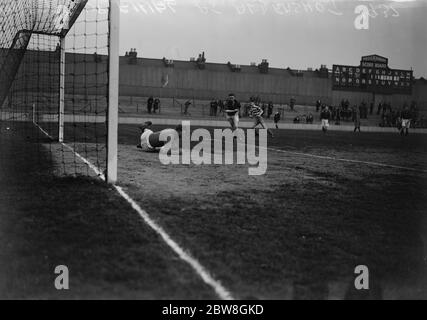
{"left": 320, "top": 107, "right": 331, "bottom": 133}
{"left": 225, "top": 93, "right": 240, "bottom": 131}
{"left": 400, "top": 107, "right": 412, "bottom": 136}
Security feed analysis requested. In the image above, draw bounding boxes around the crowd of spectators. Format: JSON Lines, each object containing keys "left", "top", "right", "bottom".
{"left": 377, "top": 101, "right": 420, "bottom": 128}
{"left": 293, "top": 114, "right": 314, "bottom": 124}
{"left": 146, "top": 96, "right": 161, "bottom": 114}
{"left": 314, "top": 99, "right": 423, "bottom": 128}
{"left": 144, "top": 93, "right": 424, "bottom": 129}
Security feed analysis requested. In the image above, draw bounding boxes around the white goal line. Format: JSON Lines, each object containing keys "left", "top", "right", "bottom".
{"left": 32, "top": 121, "right": 235, "bottom": 301}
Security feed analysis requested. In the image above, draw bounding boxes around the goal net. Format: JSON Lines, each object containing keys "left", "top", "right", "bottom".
{"left": 0, "top": 0, "right": 112, "bottom": 179}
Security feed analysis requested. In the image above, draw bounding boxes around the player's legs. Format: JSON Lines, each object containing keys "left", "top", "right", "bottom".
{"left": 252, "top": 117, "right": 273, "bottom": 137}
{"left": 354, "top": 123, "right": 360, "bottom": 132}
{"left": 233, "top": 114, "right": 240, "bottom": 130}
{"left": 252, "top": 116, "right": 262, "bottom": 129}
{"left": 252, "top": 117, "right": 261, "bottom": 136}
{"left": 228, "top": 118, "right": 236, "bottom": 130}
{"left": 405, "top": 119, "right": 410, "bottom": 135}
{"left": 401, "top": 119, "right": 409, "bottom": 135}
{"left": 257, "top": 116, "right": 274, "bottom": 137}
{"left": 321, "top": 119, "right": 328, "bottom": 133}
{"left": 149, "top": 128, "right": 181, "bottom": 152}
{"left": 226, "top": 115, "right": 236, "bottom": 131}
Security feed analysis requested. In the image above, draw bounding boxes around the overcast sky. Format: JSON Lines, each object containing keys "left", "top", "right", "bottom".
{"left": 117, "top": 0, "right": 427, "bottom": 77}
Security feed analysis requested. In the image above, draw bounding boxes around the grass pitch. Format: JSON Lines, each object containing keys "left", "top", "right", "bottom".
{"left": 1, "top": 122, "right": 426, "bottom": 299}
{"left": 76, "top": 124, "right": 427, "bottom": 299}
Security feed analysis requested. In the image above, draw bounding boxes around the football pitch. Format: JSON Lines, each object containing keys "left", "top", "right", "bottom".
{"left": 1, "top": 122, "right": 427, "bottom": 299}
{"left": 70, "top": 123, "right": 427, "bottom": 299}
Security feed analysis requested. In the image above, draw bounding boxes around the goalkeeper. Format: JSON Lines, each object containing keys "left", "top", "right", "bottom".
{"left": 137, "top": 121, "right": 182, "bottom": 152}
{"left": 249, "top": 102, "right": 274, "bottom": 137}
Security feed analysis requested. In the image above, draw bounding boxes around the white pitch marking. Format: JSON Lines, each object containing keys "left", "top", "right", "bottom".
{"left": 114, "top": 186, "right": 234, "bottom": 300}
{"left": 210, "top": 136, "right": 427, "bottom": 174}
{"left": 266, "top": 146, "right": 427, "bottom": 174}
{"left": 33, "top": 122, "right": 234, "bottom": 301}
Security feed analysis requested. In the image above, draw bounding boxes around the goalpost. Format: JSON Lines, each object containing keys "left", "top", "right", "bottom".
{"left": 0, "top": 0, "right": 120, "bottom": 184}
{"left": 107, "top": 0, "right": 120, "bottom": 184}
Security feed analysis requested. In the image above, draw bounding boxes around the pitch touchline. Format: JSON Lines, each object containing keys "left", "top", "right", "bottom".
{"left": 33, "top": 123, "right": 234, "bottom": 301}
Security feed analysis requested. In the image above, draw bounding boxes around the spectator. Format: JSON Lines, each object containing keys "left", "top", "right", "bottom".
{"left": 344, "top": 99, "right": 350, "bottom": 110}
{"left": 210, "top": 98, "right": 218, "bottom": 116}
{"left": 290, "top": 97, "right": 296, "bottom": 111}
{"left": 306, "top": 113, "right": 314, "bottom": 124}
{"left": 360, "top": 100, "right": 367, "bottom": 119}
{"left": 153, "top": 98, "right": 160, "bottom": 114}
{"left": 377, "top": 102, "right": 382, "bottom": 115}
{"left": 184, "top": 100, "right": 192, "bottom": 115}
{"left": 316, "top": 100, "right": 321, "bottom": 112}
{"left": 331, "top": 106, "right": 337, "bottom": 121}
{"left": 261, "top": 103, "right": 267, "bottom": 118}
{"left": 218, "top": 99, "right": 225, "bottom": 115}
{"left": 353, "top": 107, "right": 361, "bottom": 132}
{"left": 335, "top": 106, "right": 341, "bottom": 125}
{"left": 410, "top": 101, "right": 418, "bottom": 122}
{"left": 267, "top": 102, "right": 274, "bottom": 119}
{"left": 243, "top": 103, "right": 251, "bottom": 117}
{"left": 147, "top": 96, "right": 154, "bottom": 114}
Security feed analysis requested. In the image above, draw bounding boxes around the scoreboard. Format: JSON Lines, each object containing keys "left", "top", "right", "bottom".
{"left": 332, "top": 55, "right": 413, "bottom": 94}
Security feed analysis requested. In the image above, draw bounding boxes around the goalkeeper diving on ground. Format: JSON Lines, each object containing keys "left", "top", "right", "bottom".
{"left": 137, "top": 121, "right": 183, "bottom": 152}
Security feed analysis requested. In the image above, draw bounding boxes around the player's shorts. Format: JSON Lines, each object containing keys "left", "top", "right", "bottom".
{"left": 253, "top": 115, "right": 265, "bottom": 127}
{"left": 140, "top": 129, "right": 155, "bottom": 152}
{"left": 321, "top": 119, "right": 329, "bottom": 128}
{"left": 402, "top": 119, "right": 411, "bottom": 129}
{"left": 226, "top": 112, "right": 239, "bottom": 127}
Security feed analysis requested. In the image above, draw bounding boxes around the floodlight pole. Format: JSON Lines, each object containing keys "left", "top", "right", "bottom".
{"left": 107, "top": 0, "right": 120, "bottom": 184}
{"left": 59, "top": 36, "right": 66, "bottom": 143}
